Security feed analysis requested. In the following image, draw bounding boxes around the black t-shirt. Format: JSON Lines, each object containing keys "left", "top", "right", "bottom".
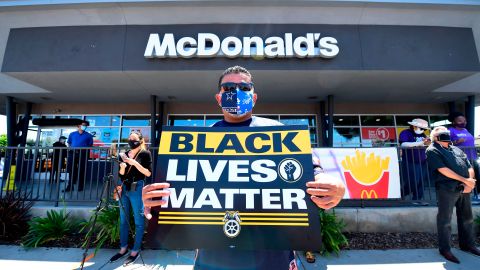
{"left": 426, "top": 142, "right": 472, "bottom": 191}
{"left": 195, "top": 117, "right": 295, "bottom": 270}
{"left": 119, "top": 149, "right": 152, "bottom": 184}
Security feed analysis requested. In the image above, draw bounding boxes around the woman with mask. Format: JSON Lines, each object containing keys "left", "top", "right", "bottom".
{"left": 109, "top": 131, "right": 152, "bottom": 266}
{"left": 399, "top": 118, "right": 431, "bottom": 201}
{"left": 448, "top": 112, "right": 479, "bottom": 200}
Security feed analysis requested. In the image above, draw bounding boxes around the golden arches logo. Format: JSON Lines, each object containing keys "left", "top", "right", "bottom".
{"left": 360, "top": 189, "right": 378, "bottom": 199}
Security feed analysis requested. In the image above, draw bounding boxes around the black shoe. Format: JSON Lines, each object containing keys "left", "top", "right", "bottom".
{"left": 109, "top": 250, "right": 128, "bottom": 262}
{"left": 440, "top": 250, "right": 460, "bottom": 264}
{"left": 460, "top": 246, "right": 480, "bottom": 256}
{"left": 62, "top": 185, "right": 74, "bottom": 192}
{"left": 123, "top": 253, "right": 140, "bottom": 266}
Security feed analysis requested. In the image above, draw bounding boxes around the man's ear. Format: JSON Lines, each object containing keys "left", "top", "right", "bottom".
{"left": 253, "top": 93, "right": 258, "bottom": 105}
{"left": 215, "top": 93, "right": 222, "bottom": 107}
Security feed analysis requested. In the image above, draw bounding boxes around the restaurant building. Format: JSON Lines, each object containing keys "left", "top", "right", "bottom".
{"left": 0, "top": 0, "right": 479, "bottom": 149}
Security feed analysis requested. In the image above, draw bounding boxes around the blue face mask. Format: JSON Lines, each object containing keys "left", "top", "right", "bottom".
{"left": 80, "top": 125, "right": 87, "bottom": 131}
{"left": 221, "top": 89, "right": 254, "bottom": 115}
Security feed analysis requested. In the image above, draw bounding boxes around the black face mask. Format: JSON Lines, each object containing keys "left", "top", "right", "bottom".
{"left": 128, "top": 140, "right": 141, "bottom": 149}
{"left": 437, "top": 133, "right": 451, "bottom": 142}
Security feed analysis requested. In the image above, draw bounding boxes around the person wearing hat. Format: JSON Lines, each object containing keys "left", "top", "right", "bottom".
{"left": 426, "top": 126, "right": 480, "bottom": 263}
{"left": 398, "top": 118, "right": 431, "bottom": 201}
{"left": 448, "top": 112, "right": 479, "bottom": 200}
{"left": 50, "top": 135, "right": 68, "bottom": 184}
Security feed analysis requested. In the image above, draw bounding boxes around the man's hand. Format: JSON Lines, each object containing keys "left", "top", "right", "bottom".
{"left": 119, "top": 162, "right": 127, "bottom": 169}
{"left": 463, "top": 185, "right": 473, "bottom": 194}
{"left": 306, "top": 173, "right": 345, "bottom": 210}
{"left": 142, "top": 183, "right": 171, "bottom": 220}
{"left": 463, "top": 177, "right": 476, "bottom": 189}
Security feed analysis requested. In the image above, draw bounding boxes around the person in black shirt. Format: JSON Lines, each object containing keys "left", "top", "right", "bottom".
{"left": 142, "top": 66, "right": 345, "bottom": 269}
{"left": 109, "top": 131, "right": 152, "bottom": 266}
{"left": 426, "top": 126, "right": 480, "bottom": 264}
{"left": 49, "top": 136, "right": 67, "bottom": 183}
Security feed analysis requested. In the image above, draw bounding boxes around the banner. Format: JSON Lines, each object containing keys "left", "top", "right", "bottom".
{"left": 146, "top": 125, "right": 322, "bottom": 250}
{"left": 312, "top": 148, "right": 401, "bottom": 199}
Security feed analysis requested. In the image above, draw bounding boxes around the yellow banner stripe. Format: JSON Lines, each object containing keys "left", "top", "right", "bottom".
{"left": 159, "top": 216, "right": 223, "bottom": 220}
{"left": 159, "top": 221, "right": 223, "bottom": 225}
{"left": 241, "top": 222, "right": 309, "bottom": 226}
{"left": 241, "top": 217, "right": 308, "bottom": 221}
{"left": 158, "top": 221, "right": 309, "bottom": 226}
{"left": 159, "top": 211, "right": 224, "bottom": 216}
{"left": 159, "top": 211, "right": 308, "bottom": 217}
{"left": 158, "top": 216, "right": 309, "bottom": 221}
{"left": 158, "top": 130, "right": 311, "bottom": 155}
{"left": 240, "top": 213, "right": 308, "bottom": 217}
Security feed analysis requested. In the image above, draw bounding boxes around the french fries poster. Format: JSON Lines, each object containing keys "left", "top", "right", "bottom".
{"left": 312, "top": 148, "right": 401, "bottom": 199}
{"left": 146, "top": 125, "right": 322, "bottom": 250}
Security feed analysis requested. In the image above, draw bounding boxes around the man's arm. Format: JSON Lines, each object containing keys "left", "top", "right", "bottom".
{"left": 462, "top": 167, "right": 476, "bottom": 193}
{"left": 437, "top": 167, "right": 476, "bottom": 189}
{"left": 67, "top": 133, "right": 72, "bottom": 147}
{"left": 88, "top": 134, "right": 93, "bottom": 147}
{"left": 401, "top": 141, "right": 424, "bottom": 147}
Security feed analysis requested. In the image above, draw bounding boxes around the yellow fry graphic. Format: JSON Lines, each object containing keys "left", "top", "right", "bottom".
{"left": 341, "top": 150, "right": 390, "bottom": 184}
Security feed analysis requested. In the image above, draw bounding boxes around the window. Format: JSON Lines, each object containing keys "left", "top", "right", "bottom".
{"left": 121, "top": 127, "right": 151, "bottom": 144}
{"left": 88, "top": 127, "right": 120, "bottom": 146}
{"left": 279, "top": 116, "right": 314, "bottom": 126}
{"left": 122, "top": 116, "right": 150, "bottom": 126}
{"left": 395, "top": 115, "right": 428, "bottom": 127}
{"left": 26, "top": 114, "right": 152, "bottom": 154}
{"left": 429, "top": 115, "right": 450, "bottom": 128}
{"left": 168, "top": 116, "right": 205, "bottom": 127}
{"left": 205, "top": 116, "right": 223, "bottom": 127}
{"left": 168, "top": 114, "right": 318, "bottom": 147}
{"left": 333, "top": 116, "right": 359, "bottom": 126}
{"left": 85, "top": 115, "right": 120, "bottom": 126}
{"left": 361, "top": 116, "right": 394, "bottom": 126}
{"left": 333, "top": 127, "right": 361, "bottom": 147}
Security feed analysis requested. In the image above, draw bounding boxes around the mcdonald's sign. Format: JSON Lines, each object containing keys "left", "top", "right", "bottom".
{"left": 360, "top": 189, "right": 378, "bottom": 199}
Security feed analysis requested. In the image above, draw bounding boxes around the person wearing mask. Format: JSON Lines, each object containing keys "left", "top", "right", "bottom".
{"left": 426, "top": 126, "right": 480, "bottom": 264}
{"left": 398, "top": 118, "right": 431, "bottom": 201}
{"left": 448, "top": 112, "right": 479, "bottom": 200}
{"left": 50, "top": 136, "right": 67, "bottom": 184}
{"left": 141, "top": 66, "right": 346, "bottom": 270}
{"left": 65, "top": 121, "right": 93, "bottom": 192}
{"left": 109, "top": 131, "right": 152, "bottom": 266}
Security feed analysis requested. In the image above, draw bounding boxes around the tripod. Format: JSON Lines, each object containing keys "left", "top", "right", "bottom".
{"left": 79, "top": 172, "right": 145, "bottom": 269}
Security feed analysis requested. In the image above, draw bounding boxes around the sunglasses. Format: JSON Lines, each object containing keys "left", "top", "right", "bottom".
{"left": 220, "top": 82, "right": 254, "bottom": 92}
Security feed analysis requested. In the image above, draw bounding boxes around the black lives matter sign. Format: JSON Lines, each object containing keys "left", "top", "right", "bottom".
{"left": 146, "top": 125, "right": 322, "bottom": 250}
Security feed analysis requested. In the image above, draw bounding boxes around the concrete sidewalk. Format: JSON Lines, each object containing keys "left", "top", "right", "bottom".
{"left": 0, "top": 245, "right": 479, "bottom": 270}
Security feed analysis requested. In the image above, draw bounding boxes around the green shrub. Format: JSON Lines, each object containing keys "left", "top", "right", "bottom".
{"left": 0, "top": 193, "right": 33, "bottom": 241}
{"left": 22, "top": 209, "right": 82, "bottom": 247}
{"left": 0, "top": 134, "right": 7, "bottom": 156}
{"left": 81, "top": 205, "right": 121, "bottom": 255}
{"left": 319, "top": 209, "right": 348, "bottom": 256}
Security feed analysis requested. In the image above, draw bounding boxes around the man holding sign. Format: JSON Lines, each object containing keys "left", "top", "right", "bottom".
{"left": 142, "top": 66, "right": 345, "bottom": 269}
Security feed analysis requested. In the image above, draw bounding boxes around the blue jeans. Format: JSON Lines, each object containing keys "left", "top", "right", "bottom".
{"left": 119, "top": 180, "right": 145, "bottom": 252}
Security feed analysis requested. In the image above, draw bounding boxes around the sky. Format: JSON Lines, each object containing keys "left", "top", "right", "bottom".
{"left": 0, "top": 107, "right": 480, "bottom": 137}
